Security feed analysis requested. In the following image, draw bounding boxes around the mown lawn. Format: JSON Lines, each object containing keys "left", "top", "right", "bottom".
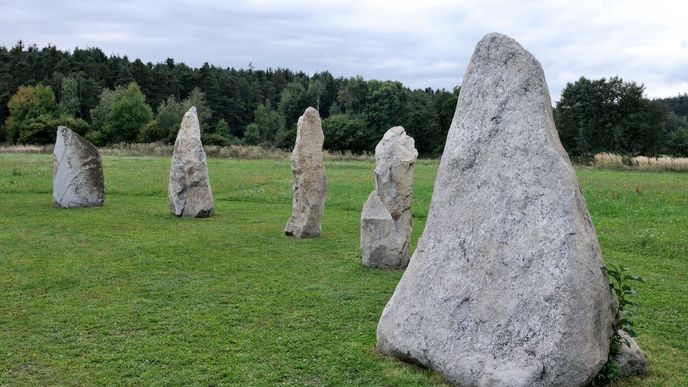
{"left": 0, "top": 153, "right": 686, "bottom": 386}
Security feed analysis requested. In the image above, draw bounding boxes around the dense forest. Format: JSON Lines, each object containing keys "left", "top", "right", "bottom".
{"left": 1, "top": 42, "right": 687, "bottom": 157}
{"left": 556, "top": 78, "right": 688, "bottom": 157}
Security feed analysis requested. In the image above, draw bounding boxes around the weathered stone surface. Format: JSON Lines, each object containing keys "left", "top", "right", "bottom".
{"left": 168, "top": 106, "right": 214, "bottom": 217}
{"left": 361, "top": 126, "right": 417, "bottom": 268}
{"left": 377, "top": 33, "right": 617, "bottom": 386}
{"left": 361, "top": 192, "right": 399, "bottom": 264}
{"left": 613, "top": 330, "right": 648, "bottom": 378}
{"left": 53, "top": 126, "right": 104, "bottom": 208}
{"left": 284, "top": 107, "right": 327, "bottom": 238}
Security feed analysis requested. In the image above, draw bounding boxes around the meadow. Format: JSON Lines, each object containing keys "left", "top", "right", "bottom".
{"left": 0, "top": 153, "right": 686, "bottom": 386}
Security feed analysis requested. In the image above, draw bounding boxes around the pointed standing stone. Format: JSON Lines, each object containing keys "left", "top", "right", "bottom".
{"left": 377, "top": 33, "right": 617, "bottom": 386}
{"left": 284, "top": 107, "right": 327, "bottom": 238}
{"left": 53, "top": 126, "right": 105, "bottom": 208}
{"left": 168, "top": 106, "right": 214, "bottom": 218}
{"left": 361, "top": 126, "right": 417, "bottom": 268}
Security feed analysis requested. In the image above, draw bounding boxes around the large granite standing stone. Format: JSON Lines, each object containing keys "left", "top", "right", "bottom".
{"left": 53, "top": 126, "right": 104, "bottom": 208}
{"left": 377, "top": 33, "right": 617, "bottom": 386}
{"left": 284, "top": 107, "right": 327, "bottom": 238}
{"left": 361, "top": 126, "right": 417, "bottom": 268}
{"left": 168, "top": 106, "right": 214, "bottom": 218}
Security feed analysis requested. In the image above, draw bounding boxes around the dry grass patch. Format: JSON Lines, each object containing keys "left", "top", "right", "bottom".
{"left": 0, "top": 143, "right": 374, "bottom": 161}
{"left": 594, "top": 153, "right": 688, "bottom": 172}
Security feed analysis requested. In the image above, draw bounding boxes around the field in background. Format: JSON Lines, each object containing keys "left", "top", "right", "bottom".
{"left": 0, "top": 154, "right": 686, "bottom": 385}
{"left": 0, "top": 143, "right": 374, "bottom": 161}
{"left": 3, "top": 144, "right": 688, "bottom": 172}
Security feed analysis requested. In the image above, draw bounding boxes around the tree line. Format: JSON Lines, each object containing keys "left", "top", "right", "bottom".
{"left": 0, "top": 42, "right": 456, "bottom": 156}
{"left": 1, "top": 42, "right": 686, "bottom": 157}
{"left": 555, "top": 77, "right": 688, "bottom": 157}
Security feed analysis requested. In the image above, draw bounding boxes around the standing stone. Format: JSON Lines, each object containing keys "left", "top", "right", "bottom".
{"left": 377, "top": 33, "right": 617, "bottom": 386}
{"left": 168, "top": 106, "right": 214, "bottom": 218}
{"left": 361, "top": 126, "right": 417, "bottom": 268}
{"left": 53, "top": 126, "right": 104, "bottom": 208}
{"left": 284, "top": 107, "right": 327, "bottom": 238}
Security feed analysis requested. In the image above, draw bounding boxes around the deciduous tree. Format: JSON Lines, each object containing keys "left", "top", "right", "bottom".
{"left": 90, "top": 82, "right": 152, "bottom": 143}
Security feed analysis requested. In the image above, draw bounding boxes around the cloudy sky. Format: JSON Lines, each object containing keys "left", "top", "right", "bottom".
{"left": 2, "top": 0, "right": 687, "bottom": 101}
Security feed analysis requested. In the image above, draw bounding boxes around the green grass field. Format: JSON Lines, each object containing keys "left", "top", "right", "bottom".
{"left": 0, "top": 153, "right": 686, "bottom": 386}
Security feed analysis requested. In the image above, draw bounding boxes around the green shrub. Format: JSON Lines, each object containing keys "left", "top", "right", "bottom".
{"left": 243, "top": 123, "right": 260, "bottom": 145}
{"left": 84, "top": 131, "right": 107, "bottom": 147}
{"left": 138, "top": 120, "right": 160, "bottom": 143}
{"left": 593, "top": 264, "right": 645, "bottom": 385}
{"left": 666, "top": 127, "right": 688, "bottom": 157}
{"left": 202, "top": 132, "right": 237, "bottom": 147}
{"left": 322, "top": 114, "right": 368, "bottom": 152}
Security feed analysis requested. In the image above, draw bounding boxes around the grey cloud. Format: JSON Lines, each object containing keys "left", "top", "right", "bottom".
{"left": 1, "top": 0, "right": 686, "bottom": 100}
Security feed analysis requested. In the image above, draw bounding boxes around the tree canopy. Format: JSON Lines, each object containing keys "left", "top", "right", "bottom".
{"left": 555, "top": 77, "right": 669, "bottom": 157}
{"left": 5, "top": 83, "right": 88, "bottom": 144}
{"left": 1, "top": 42, "right": 685, "bottom": 157}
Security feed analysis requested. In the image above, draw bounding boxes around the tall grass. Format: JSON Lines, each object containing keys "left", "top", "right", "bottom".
{"left": 594, "top": 153, "right": 688, "bottom": 172}
{"left": 0, "top": 143, "right": 374, "bottom": 161}
{"left": 3, "top": 144, "right": 687, "bottom": 171}
{"left": 0, "top": 144, "right": 54, "bottom": 154}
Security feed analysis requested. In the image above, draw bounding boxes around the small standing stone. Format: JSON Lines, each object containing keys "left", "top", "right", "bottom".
{"left": 361, "top": 126, "right": 417, "bottom": 268}
{"left": 284, "top": 107, "right": 327, "bottom": 238}
{"left": 168, "top": 106, "right": 214, "bottom": 218}
{"left": 613, "top": 330, "right": 648, "bottom": 378}
{"left": 53, "top": 126, "right": 104, "bottom": 208}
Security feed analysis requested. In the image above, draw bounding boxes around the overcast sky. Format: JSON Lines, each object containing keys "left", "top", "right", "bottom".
{"left": 2, "top": 0, "right": 687, "bottom": 101}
